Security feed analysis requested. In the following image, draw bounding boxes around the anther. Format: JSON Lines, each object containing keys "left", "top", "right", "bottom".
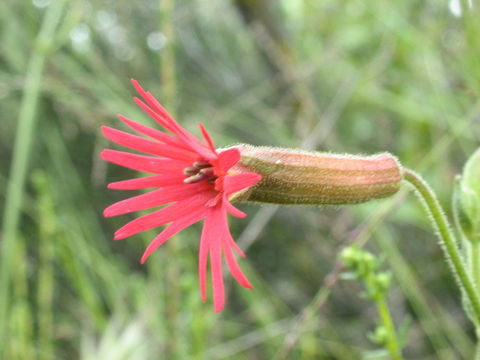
{"left": 183, "top": 161, "right": 217, "bottom": 184}
{"left": 183, "top": 166, "right": 198, "bottom": 176}
{"left": 199, "top": 167, "right": 214, "bottom": 177}
{"left": 184, "top": 173, "right": 207, "bottom": 184}
{"left": 193, "top": 161, "right": 211, "bottom": 169}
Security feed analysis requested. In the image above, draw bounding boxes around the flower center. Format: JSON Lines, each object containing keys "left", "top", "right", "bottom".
{"left": 183, "top": 161, "right": 217, "bottom": 184}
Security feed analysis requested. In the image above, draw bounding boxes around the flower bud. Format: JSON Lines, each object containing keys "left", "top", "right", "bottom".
{"left": 230, "top": 145, "right": 403, "bottom": 205}
{"left": 231, "top": 145, "right": 403, "bottom": 205}
{"left": 456, "top": 148, "right": 480, "bottom": 242}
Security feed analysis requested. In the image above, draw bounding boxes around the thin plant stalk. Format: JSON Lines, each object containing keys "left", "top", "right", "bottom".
{"left": 470, "top": 243, "right": 480, "bottom": 289}
{"left": 403, "top": 169, "right": 480, "bottom": 324}
{"left": 374, "top": 296, "right": 403, "bottom": 360}
{"left": 0, "top": 0, "right": 66, "bottom": 352}
{"left": 158, "top": 0, "right": 181, "bottom": 357}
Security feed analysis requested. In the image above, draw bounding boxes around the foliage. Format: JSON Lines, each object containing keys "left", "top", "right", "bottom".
{"left": 1, "top": 0, "right": 480, "bottom": 358}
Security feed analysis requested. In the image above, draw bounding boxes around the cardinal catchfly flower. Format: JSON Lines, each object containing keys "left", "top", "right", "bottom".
{"left": 101, "top": 79, "right": 262, "bottom": 312}
{"left": 102, "top": 80, "right": 405, "bottom": 313}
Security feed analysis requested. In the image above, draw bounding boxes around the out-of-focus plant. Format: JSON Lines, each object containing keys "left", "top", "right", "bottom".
{"left": 341, "top": 246, "right": 404, "bottom": 360}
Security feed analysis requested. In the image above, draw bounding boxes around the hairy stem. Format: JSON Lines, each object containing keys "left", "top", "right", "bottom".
{"left": 471, "top": 242, "right": 480, "bottom": 289}
{"left": 403, "top": 169, "right": 480, "bottom": 323}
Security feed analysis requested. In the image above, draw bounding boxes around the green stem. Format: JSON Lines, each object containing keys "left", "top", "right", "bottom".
{"left": 471, "top": 242, "right": 480, "bottom": 289}
{"left": 374, "top": 296, "right": 403, "bottom": 360}
{"left": 403, "top": 169, "right": 480, "bottom": 323}
{"left": 0, "top": 0, "right": 66, "bottom": 353}
{"left": 159, "top": 0, "right": 181, "bottom": 358}
{"left": 476, "top": 339, "right": 480, "bottom": 360}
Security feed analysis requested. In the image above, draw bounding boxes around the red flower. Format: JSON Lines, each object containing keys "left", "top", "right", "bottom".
{"left": 101, "top": 80, "right": 262, "bottom": 312}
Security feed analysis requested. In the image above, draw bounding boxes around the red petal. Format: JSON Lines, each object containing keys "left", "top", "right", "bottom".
{"left": 107, "top": 173, "right": 185, "bottom": 190}
{"left": 224, "top": 200, "right": 247, "bottom": 218}
{"left": 202, "top": 207, "right": 227, "bottom": 312}
{"left": 118, "top": 115, "right": 190, "bottom": 150}
{"left": 114, "top": 193, "right": 211, "bottom": 240}
{"left": 102, "top": 126, "right": 195, "bottom": 161}
{"left": 229, "top": 236, "right": 246, "bottom": 258}
{"left": 133, "top": 97, "right": 182, "bottom": 136}
{"left": 223, "top": 234, "right": 252, "bottom": 289}
{"left": 140, "top": 208, "right": 206, "bottom": 263}
{"left": 198, "top": 123, "right": 216, "bottom": 153}
{"left": 132, "top": 96, "right": 217, "bottom": 160}
{"left": 101, "top": 149, "right": 188, "bottom": 174}
{"left": 222, "top": 197, "right": 247, "bottom": 257}
{"left": 104, "top": 182, "right": 209, "bottom": 217}
{"left": 216, "top": 148, "right": 240, "bottom": 173}
{"left": 131, "top": 80, "right": 206, "bottom": 149}
{"left": 199, "top": 219, "right": 210, "bottom": 302}
{"left": 223, "top": 172, "right": 262, "bottom": 195}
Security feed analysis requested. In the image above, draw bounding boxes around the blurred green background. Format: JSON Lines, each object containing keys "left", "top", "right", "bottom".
{"left": 1, "top": 0, "right": 480, "bottom": 358}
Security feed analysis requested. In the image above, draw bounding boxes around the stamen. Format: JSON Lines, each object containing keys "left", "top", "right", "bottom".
{"left": 184, "top": 173, "right": 208, "bottom": 184}
{"left": 183, "top": 161, "right": 217, "bottom": 184}
{"left": 183, "top": 166, "right": 198, "bottom": 176}
{"left": 199, "top": 167, "right": 214, "bottom": 177}
{"left": 193, "top": 160, "right": 211, "bottom": 169}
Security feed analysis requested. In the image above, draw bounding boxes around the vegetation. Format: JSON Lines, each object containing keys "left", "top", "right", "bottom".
{"left": 1, "top": 0, "right": 480, "bottom": 358}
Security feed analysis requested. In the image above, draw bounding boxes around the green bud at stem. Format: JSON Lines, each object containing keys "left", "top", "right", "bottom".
{"left": 457, "top": 148, "right": 480, "bottom": 242}
{"left": 232, "top": 145, "right": 403, "bottom": 205}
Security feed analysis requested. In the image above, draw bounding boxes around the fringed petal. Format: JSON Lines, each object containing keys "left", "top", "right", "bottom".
{"left": 198, "top": 123, "right": 216, "bottom": 153}
{"left": 101, "top": 149, "right": 188, "bottom": 174}
{"left": 140, "top": 208, "right": 206, "bottom": 263}
{"left": 118, "top": 115, "right": 191, "bottom": 150}
{"left": 102, "top": 126, "right": 196, "bottom": 161}
{"left": 223, "top": 234, "right": 252, "bottom": 289}
{"left": 113, "top": 194, "right": 211, "bottom": 240}
{"left": 104, "top": 182, "right": 210, "bottom": 217}
{"left": 216, "top": 148, "right": 240, "bottom": 173}
{"left": 107, "top": 174, "right": 185, "bottom": 190}
{"left": 203, "top": 207, "right": 227, "bottom": 312}
{"left": 224, "top": 200, "right": 247, "bottom": 218}
{"left": 199, "top": 218, "right": 210, "bottom": 302}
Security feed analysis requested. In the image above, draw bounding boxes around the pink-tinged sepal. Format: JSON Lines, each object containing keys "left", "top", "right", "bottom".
{"left": 234, "top": 145, "right": 403, "bottom": 205}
